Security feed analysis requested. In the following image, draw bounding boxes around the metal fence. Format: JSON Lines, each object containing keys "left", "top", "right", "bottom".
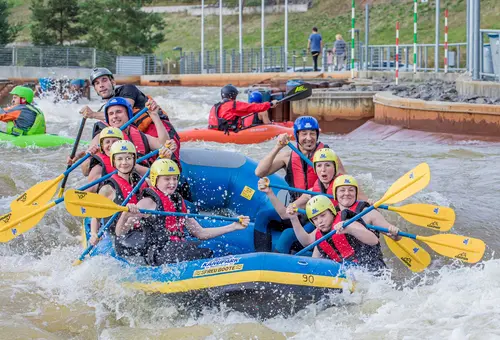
{"left": 0, "top": 46, "right": 164, "bottom": 75}
{"left": 480, "top": 29, "right": 500, "bottom": 81}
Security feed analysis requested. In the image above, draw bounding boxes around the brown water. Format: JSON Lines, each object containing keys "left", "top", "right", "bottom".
{"left": 1, "top": 87, "right": 499, "bottom": 339}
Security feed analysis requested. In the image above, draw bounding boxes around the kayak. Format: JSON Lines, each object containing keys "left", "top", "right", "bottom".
{"left": 179, "top": 122, "right": 295, "bottom": 144}
{"left": 82, "top": 148, "right": 353, "bottom": 318}
{"left": 0, "top": 131, "right": 86, "bottom": 148}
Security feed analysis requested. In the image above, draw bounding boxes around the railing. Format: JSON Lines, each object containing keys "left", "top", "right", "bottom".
{"left": 479, "top": 29, "right": 500, "bottom": 81}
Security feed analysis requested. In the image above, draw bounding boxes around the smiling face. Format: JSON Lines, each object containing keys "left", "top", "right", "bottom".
{"left": 93, "top": 75, "right": 115, "bottom": 99}
{"left": 156, "top": 175, "right": 179, "bottom": 195}
{"left": 106, "top": 105, "right": 129, "bottom": 128}
{"left": 101, "top": 137, "right": 121, "bottom": 155}
{"left": 113, "top": 153, "right": 135, "bottom": 174}
{"left": 311, "top": 210, "right": 335, "bottom": 233}
{"left": 335, "top": 186, "right": 357, "bottom": 208}
{"left": 297, "top": 130, "right": 318, "bottom": 152}
{"left": 315, "top": 161, "right": 336, "bottom": 185}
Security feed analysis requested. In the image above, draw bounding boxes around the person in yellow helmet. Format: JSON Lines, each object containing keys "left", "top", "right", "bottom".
{"left": 116, "top": 158, "right": 250, "bottom": 266}
{"left": 286, "top": 176, "right": 401, "bottom": 270}
{"left": 89, "top": 140, "right": 148, "bottom": 248}
{"left": 0, "top": 86, "right": 46, "bottom": 136}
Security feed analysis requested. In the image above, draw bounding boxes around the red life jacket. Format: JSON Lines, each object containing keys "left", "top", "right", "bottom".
{"left": 122, "top": 125, "right": 153, "bottom": 166}
{"left": 315, "top": 201, "right": 366, "bottom": 262}
{"left": 143, "top": 119, "right": 181, "bottom": 166}
{"left": 240, "top": 112, "right": 263, "bottom": 129}
{"left": 106, "top": 172, "right": 148, "bottom": 206}
{"left": 285, "top": 142, "right": 325, "bottom": 199}
{"left": 311, "top": 176, "right": 341, "bottom": 206}
{"left": 90, "top": 153, "right": 115, "bottom": 177}
{"left": 208, "top": 100, "right": 271, "bottom": 133}
{"left": 142, "top": 187, "right": 187, "bottom": 242}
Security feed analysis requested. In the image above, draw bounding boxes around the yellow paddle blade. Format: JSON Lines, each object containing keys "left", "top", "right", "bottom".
{"left": 375, "top": 163, "right": 431, "bottom": 207}
{"left": 0, "top": 202, "right": 56, "bottom": 242}
{"left": 64, "top": 189, "right": 126, "bottom": 218}
{"left": 388, "top": 204, "right": 456, "bottom": 232}
{"left": 9, "top": 175, "right": 64, "bottom": 211}
{"left": 384, "top": 235, "right": 431, "bottom": 273}
{"left": 416, "top": 234, "right": 486, "bottom": 264}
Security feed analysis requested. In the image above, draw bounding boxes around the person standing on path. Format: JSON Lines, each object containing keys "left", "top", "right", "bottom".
{"left": 333, "top": 34, "right": 347, "bottom": 71}
{"left": 307, "top": 27, "right": 323, "bottom": 72}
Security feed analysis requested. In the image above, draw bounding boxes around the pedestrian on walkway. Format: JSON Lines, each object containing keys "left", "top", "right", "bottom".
{"left": 333, "top": 34, "right": 347, "bottom": 71}
{"left": 307, "top": 27, "right": 323, "bottom": 72}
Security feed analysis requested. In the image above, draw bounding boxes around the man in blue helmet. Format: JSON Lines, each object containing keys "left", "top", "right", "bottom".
{"left": 238, "top": 91, "right": 268, "bottom": 128}
{"left": 253, "top": 115, "right": 348, "bottom": 252}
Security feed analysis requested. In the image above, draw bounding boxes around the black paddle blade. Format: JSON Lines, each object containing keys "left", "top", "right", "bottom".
{"left": 280, "top": 83, "right": 313, "bottom": 103}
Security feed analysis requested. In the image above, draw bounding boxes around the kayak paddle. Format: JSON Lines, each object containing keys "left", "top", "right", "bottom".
{"left": 276, "top": 83, "right": 313, "bottom": 104}
{"left": 269, "top": 181, "right": 455, "bottom": 232}
{"left": 57, "top": 116, "right": 87, "bottom": 198}
{"left": 0, "top": 150, "right": 159, "bottom": 243}
{"left": 296, "top": 163, "right": 431, "bottom": 256}
{"left": 9, "top": 107, "right": 149, "bottom": 211}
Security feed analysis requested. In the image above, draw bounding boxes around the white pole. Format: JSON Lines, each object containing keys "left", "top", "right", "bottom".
{"left": 239, "top": 0, "right": 243, "bottom": 73}
{"left": 201, "top": 0, "right": 204, "bottom": 74}
{"left": 284, "top": 0, "right": 288, "bottom": 71}
{"left": 261, "top": 0, "right": 265, "bottom": 71}
{"left": 435, "top": 0, "right": 440, "bottom": 73}
{"left": 219, "top": 0, "right": 223, "bottom": 73}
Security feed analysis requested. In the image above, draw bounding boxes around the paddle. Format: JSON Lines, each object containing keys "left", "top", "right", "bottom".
{"left": 295, "top": 163, "right": 431, "bottom": 256}
{"left": 0, "top": 150, "right": 159, "bottom": 243}
{"left": 366, "top": 224, "right": 485, "bottom": 264}
{"left": 287, "top": 142, "right": 313, "bottom": 167}
{"left": 383, "top": 235, "right": 431, "bottom": 273}
{"left": 9, "top": 107, "right": 149, "bottom": 211}
{"left": 72, "top": 168, "right": 151, "bottom": 266}
{"left": 276, "top": 83, "right": 313, "bottom": 104}
{"left": 57, "top": 117, "right": 87, "bottom": 198}
{"left": 64, "top": 189, "right": 246, "bottom": 223}
{"left": 270, "top": 182, "right": 455, "bottom": 232}
{"left": 295, "top": 208, "right": 432, "bottom": 272}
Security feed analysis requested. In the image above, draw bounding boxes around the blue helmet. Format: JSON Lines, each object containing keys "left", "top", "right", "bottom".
{"left": 104, "top": 97, "right": 134, "bottom": 124}
{"left": 293, "top": 116, "right": 319, "bottom": 141}
{"left": 249, "top": 91, "right": 263, "bottom": 103}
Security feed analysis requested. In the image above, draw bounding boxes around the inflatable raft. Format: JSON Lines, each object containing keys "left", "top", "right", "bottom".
{"left": 82, "top": 148, "right": 353, "bottom": 317}
{"left": 178, "top": 122, "right": 294, "bottom": 144}
{"left": 0, "top": 131, "right": 84, "bottom": 148}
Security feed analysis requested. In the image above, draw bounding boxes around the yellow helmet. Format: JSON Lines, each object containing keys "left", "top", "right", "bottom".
{"left": 110, "top": 140, "right": 136, "bottom": 167}
{"left": 305, "top": 195, "right": 337, "bottom": 221}
{"left": 150, "top": 159, "right": 180, "bottom": 187}
{"left": 312, "top": 148, "right": 339, "bottom": 174}
{"left": 98, "top": 127, "right": 123, "bottom": 153}
{"left": 333, "top": 175, "right": 359, "bottom": 199}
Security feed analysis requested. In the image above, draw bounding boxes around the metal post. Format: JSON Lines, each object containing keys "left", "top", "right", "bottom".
{"left": 413, "top": 0, "right": 417, "bottom": 73}
{"left": 396, "top": 22, "right": 399, "bottom": 84}
{"left": 466, "top": 0, "right": 470, "bottom": 71}
{"left": 365, "top": 4, "right": 369, "bottom": 70}
{"left": 435, "top": 0, "right": 440, "bottom": 72}
{"left": 472, "top": 0, "right": 480, "bottom": 80}
{"left": 351, "top": 0, "right": 355, "bottom": 78}
{"left": 11, "top": 47, "right": 15, "bottom": 66}
{"left": 219, "top": 0, "right": 223, "bottom": 73}
{"left": 284, "top": 0, "right": 288, "bottom": 71}
{"left": 39, "top": 48, "right": 42, "bottom": 67}
{"left": 92, "top": 48, "right": 96, "bottom": 68}
{"left": 239, "top": 0, "right": 243, "bottom": 73}
{"left": 468, "top": 0, "right": 474, "bottom": 74}
{"left": 444, "top": 9, "right": 448, "bottom": 73}
{"left": 424, "top": 46, "right": 428, "bottom": 70}
{"left": 201, "top": 0, "right": 204, "bottom": 73}
{"left": 261, "top": 0, "right": 265, "bottom": 72}
{"left": 66, "top": 48, "right": 69, "bottom": 67}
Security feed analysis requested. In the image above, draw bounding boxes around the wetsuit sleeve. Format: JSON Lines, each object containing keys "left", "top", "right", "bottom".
{"left": 114, "top": 85, "right": 147, "bottom": 108}
{"left": 231, "top": 101, "right": 271, "bottom": 117}
{"left": 0, "top": 107, "right": 21, "bottom": 122}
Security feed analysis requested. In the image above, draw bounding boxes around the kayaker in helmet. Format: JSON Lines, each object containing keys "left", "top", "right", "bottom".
{"left": 116, "top": 158, "right": 250, "bottom": 266}
{"left": 207, "top": 85, "right": 278, "bottom": 134}
{"left": 0, "top": 86, "right": 46, "bottom": 136}
{"left": 80, "top": 68, "right": 180, "bottom": 154}
{"left": 89, "top": 140, "right": 148, "bottom": 249}
{"left": 286, "top": 176, "right": 401, "bottom": 270}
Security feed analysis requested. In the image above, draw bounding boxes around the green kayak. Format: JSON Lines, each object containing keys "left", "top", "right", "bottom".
{"left": 0, "top": 131, "right": 88, "bottom": 148}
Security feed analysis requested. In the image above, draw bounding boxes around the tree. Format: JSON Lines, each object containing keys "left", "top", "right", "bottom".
{"left": 30, "top": 0, "right": 87, "bottom": 45}
{"left": 0, "top": 0, "right": 21, "bottom": 45}
{"left": 80, "top": 0, "right": 165, "bottom": 55}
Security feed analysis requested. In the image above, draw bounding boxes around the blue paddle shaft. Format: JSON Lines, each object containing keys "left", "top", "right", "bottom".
{"left": 77, "top": 169, "right": 151, "bottom": 262}
{"left": 366, "top": 224, "right": 414, "bottom": 240}
{"left": 269, "top": 182, "right": 334, "bottom": 199}
{"left": 138, "top": 209, "right": 241, "bottom": 222}
{"left": 287, "top": 142, "right": 313, "bottom": 167}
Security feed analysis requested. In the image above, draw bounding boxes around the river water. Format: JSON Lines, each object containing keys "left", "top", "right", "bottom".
{"left": 0, "top": 87, "right": 499, "bottom": 339}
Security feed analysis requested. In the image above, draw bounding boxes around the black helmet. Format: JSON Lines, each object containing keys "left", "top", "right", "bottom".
{"left": 90, "top": 67, "right": 114, "bottom": 85}
{"left": 221, "top": 84, "right": 239, "bottom": 99}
